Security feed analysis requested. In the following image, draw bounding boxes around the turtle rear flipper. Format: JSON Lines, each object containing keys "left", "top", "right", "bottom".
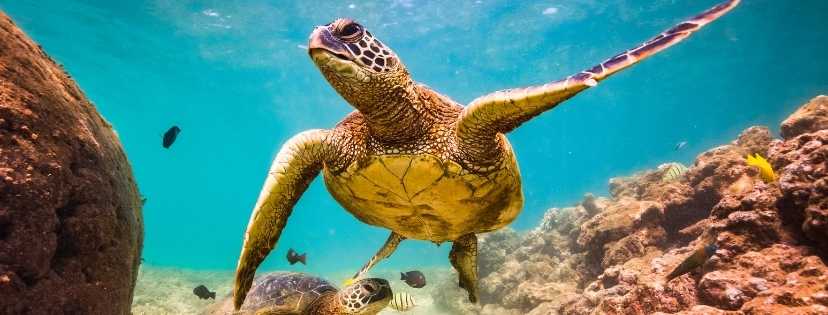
{"left": 449, "top": 233, "right": 479, "bottom": 303}
{"left": 455, "top": 0, "right": 740, "bottom": 156}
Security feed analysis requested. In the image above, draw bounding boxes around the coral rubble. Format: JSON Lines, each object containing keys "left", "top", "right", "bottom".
{"left": 0, "top": 12, "right": 143, "bottom": 314}
{"left": 435, "top": 95, "right": 828, "bottom": 315}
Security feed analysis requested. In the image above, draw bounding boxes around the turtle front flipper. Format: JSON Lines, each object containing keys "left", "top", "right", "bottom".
{"left": 455, "top": 0, "right": 739, "bottom": 159}
{"left": 449, "top": 233, "right": 479, "bottom": 303}
{"left": 233, "top": 130, "right": 335, "bottom": 311}
{"left": 348, "top": 232, "right": 406, "bottom": 283}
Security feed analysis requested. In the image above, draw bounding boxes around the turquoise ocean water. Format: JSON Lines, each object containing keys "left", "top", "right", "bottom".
{"left": 1, "top": 0, "right": 826, "bottom": 279}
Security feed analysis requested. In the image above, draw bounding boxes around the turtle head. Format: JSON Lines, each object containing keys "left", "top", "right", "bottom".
{"left": 308, "top": 18, "right": 412, "bottom": 110}
{"left": 336, "top": 278, "right": 392, "bottom": 315}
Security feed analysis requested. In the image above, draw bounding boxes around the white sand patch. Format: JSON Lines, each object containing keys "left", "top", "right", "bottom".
{"left": 131, "top": 265, "right": 234, "bottom": 315}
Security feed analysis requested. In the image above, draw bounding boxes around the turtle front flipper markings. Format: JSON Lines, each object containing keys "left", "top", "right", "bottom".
{"left": 233, "top": 130, "right": 338, "bottom": 310}
{"left": 455, "top": 0, "right": 741, "bottom": 164}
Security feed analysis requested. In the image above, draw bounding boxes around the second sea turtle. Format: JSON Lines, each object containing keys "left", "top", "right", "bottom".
{"left": 208, "top": 272, "right": 390, "bottom": 315}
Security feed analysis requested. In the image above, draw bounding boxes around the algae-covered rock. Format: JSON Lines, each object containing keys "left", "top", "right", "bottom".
{"left": 0, "top": 12, "right": 142, "bottom": 314}
{"left": 771, "top": 129, "right": 828, "bottom": 249}
{"left": 780, "top": 95, "right": 828, "bottom": 139}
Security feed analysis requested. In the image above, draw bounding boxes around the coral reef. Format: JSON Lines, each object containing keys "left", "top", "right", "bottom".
{"left": 780, "top": 95, "right": 828, "bottom": 139}
{"left": 0, "top": 12, "right": 143, "bottom": 314}
{"left": 435, "top": 95, "right": 828, "bottom": 315}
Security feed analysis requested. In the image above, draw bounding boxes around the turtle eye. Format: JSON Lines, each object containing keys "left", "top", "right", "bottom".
{"left": 362, "top": 284, "right": 375, "bottom": 293}
{"left": 337, "top": 22, "right": 363, "bottom": 42}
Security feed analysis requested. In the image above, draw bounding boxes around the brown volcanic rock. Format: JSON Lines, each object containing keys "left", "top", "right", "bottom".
{"left": 780, "top": 95, "right": 828, "bottom": 139}
{"left": 0, "top": 12, "right": 142, "bottom": 315}
{"left": 697, "top": 245, "right": 827, "bottom": 311}
{"left": 601, "top": 226, "right": 667, "bottom": 270}
{"left": 730, "top": 245, "right": 828, "bottom": 314}
{"left": 657, "top": 305, "right": 742, "bottom": 315}
{"left": 770, "top": 129, "right": 828, "bottom": 249}
{"left": 735, "top": 126, "right": 774, "bottom": 156}
{"left": 605, "top": 126, "right": 773, "bottom": 240}
{"left": 575, "top": 198, "right": 663, "bottom": 278}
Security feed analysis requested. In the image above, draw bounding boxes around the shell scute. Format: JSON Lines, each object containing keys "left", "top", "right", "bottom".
{"left": 401, "top": 155, "right": 445, "bottom": 198}
{"left": 324, "top": 153, "right": 523, "bottom": 241}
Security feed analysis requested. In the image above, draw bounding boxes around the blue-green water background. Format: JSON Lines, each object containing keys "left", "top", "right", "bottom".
{"left": 1, "top": 0, "right": 825, "bottom": 276}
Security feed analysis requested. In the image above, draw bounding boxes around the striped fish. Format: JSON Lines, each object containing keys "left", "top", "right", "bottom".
{"left": 661, "top": 163, "right": 689, "bottom": 182}
{"left": 388, "top": 292, "right": 416, "bottom": 312}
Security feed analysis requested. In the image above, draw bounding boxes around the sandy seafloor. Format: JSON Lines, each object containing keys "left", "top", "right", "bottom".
{"left": 132, "top": 265, "right": 451, "bottom": 315}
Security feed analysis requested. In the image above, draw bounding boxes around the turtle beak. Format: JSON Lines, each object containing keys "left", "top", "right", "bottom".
{"left": 308, "top": 26, "right": 351, "bottom": 61}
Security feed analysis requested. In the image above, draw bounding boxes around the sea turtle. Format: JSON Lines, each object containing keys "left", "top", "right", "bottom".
{"left": 233, "top": 0, "right": 739, "bottom": 309}
{"left": 208, "top": 272, "right": 391, "bottom": 315}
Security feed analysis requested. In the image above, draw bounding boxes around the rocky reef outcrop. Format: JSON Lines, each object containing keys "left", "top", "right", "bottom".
{"left": 435, "top": 95, "right": 828, "bottom": 315}
{"left": 0, "top": 12, "right": 143, "bottom": 314}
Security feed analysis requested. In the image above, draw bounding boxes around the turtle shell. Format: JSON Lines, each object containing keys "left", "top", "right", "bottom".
{"left": 323, "top": 138, "right": 523, "bottom": 243}
{"left": 207, "top": 272, "right": 337, "bottom": 315}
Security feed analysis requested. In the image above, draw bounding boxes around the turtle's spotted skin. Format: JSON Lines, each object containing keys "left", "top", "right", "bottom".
{"left": 233, "top": 0, "right": 740, "bottom": 309}
{"left": 209, "top": 272, "right": 391, "bottom": 315}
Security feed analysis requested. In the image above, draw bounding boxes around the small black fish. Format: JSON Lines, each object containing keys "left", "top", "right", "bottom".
{"left": 286, "top": 248, "right": 306, "bottom": 265}
{"left": 192, "top": 284, "right": 215, "bottom": 300}
{"left": 401, "top": 270, "right": 426, "bottom": 288}
{"left": 162, "top": 126, "right": 181, "bottom": 149}
{"left": 666, "top": 243, "right": 718, "bottom": 281}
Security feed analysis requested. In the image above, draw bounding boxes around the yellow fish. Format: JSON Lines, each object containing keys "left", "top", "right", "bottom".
{"left": 745, "top": 153, "right": 777, "bottom": 183}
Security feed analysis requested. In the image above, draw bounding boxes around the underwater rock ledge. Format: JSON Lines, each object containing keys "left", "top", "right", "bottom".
{"left": 434, "top": 95, "right": 828, "bottom": 315}
{"left": 0, "top": 12, "right": 143, "bottom": 314}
